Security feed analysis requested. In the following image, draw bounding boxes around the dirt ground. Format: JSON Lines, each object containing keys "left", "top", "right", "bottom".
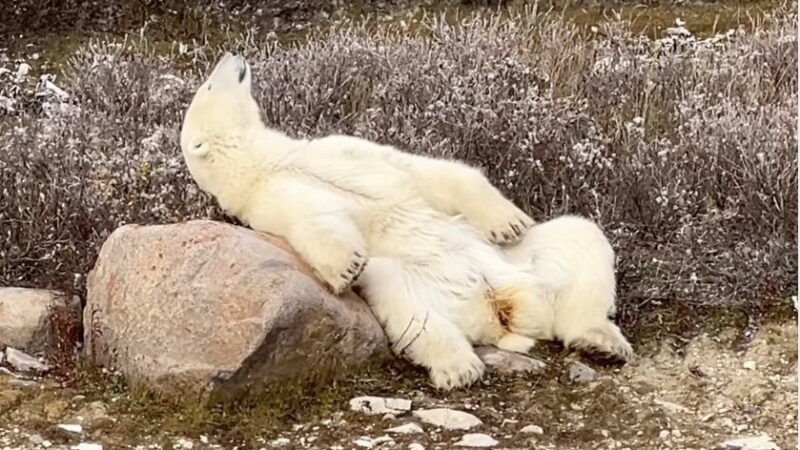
{"left": 0, "top": 320, "right": 795, "bottom": 450}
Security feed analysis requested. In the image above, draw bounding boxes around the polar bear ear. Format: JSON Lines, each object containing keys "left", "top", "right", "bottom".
{"left": 207, "top": 52, "right": 251, "bottom": 92}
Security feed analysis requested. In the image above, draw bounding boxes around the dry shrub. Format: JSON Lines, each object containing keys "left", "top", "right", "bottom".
{"left": 0, "top": 8, "right": 796, "bottom": 344}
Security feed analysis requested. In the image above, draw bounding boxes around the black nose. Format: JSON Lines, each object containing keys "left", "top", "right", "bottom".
{"left": 238, "top": 62, "right": 247, "bottom": 83}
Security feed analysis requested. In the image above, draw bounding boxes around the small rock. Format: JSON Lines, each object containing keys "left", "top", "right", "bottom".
{"left": 413, "top": 408, "right": 482, "bottom": 430}
{"left": 659, "top": 430, "right": 670, "bottom": 440}
{"left": 29, "top": 434, "right": 44, "bottom": 445}
{"left": 354, "top": 435, "right": 393, "bottom": 448}
{"left": 350, "top": 396, "right": 412, "bottom": 415}
{"left": 408, "top": 445, "right": 425, "bottom": 450}
{"left": 742, "top": 361, "right": 757, "bottom": 371}
{"left": 5, "top": 348, "right": 50, "bottom": 373}
{"left": 174, "top": 438, "right": 194, "bottom": 449}
{"left": 567, "top": 361, "right": 597, "bottom": 383}
{"left": 474, "top": 346, "right": 546, "bottom": 374}
{"left": 455, "top": 433, "right": 498, "bottom": 447}
{"left": 0, "top": 288, "right": 78, "bottom": 353}
{"left": 386, "top": 423, "right": 424, "bottom": 435}
{"left": 720, "top": 434, "right": 779, "bottom": 450}
{"left": 73, "top": 444, "right": 102, "bottom": 450}
{"left": 269, "top": 437, "right": 290, "bottom": 447}
{"left": 57, "top": 424, "right": 83, "bottom": 434}
{"left": 519, "top": 425, "right": 543, "bottom": 434}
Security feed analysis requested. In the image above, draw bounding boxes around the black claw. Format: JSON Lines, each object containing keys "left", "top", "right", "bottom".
{"left": 510, "top": 223, "right": 520, "bottom": 235}
{"left": 502, "top": 232, "right": 512, "bottom": 241}
{"left": 491, "top": 231, "right": 498, "bottom": 239}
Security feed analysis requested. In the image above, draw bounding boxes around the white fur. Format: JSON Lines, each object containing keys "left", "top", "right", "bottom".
{"left": 180, "top": 53, "right": 633, "bottom": 389}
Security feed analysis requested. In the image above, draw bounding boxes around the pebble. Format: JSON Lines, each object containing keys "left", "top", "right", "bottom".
{"left": 353, "top": 435, "right": 393, "bottom": 448}
{"left": 567, "top": 361, "right": 598, "bottom": 383}
{"left": 174, "top": 438, "right": 194, "bottom": 449}
{"left": 454, "top": 433, "right": 498, "bottom": 447}
{"left": 269, "top": 437, "right": 290, "bottom": 447}
{"left": 386, "top": 423, "right": 424, "bottom": 435}
{"left": 474, "top": 346, "right": 547, "bottom": 374}
{"left": 408, "top": 444, "right": 425, "bottom": 450}
{"left": 350, "top": 396, "right": 412, "bottom": 415}
{"left": 413, "top": 408, "right": 482, "bottom": 430}
{"left": 720, "top": 434, "right": 779, "bottom": 450}
{"left": 519, "top": 425, "right": 543, "bottom": 434}
{"left": 57, "top": 424, "right": 83, "bottom": 434}
{"left": 742, "top": 361, "right": 757, "bottom": 371}
{"left": 73, "top": 444, "right": 102, "bottom": 450}
{"left": 28, "top": 435, "right": 44, "bottom": 445}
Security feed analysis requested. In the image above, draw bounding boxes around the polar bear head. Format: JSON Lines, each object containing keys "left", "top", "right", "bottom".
{"left": 180, "top": 52, "right": 262, "bottom": 160}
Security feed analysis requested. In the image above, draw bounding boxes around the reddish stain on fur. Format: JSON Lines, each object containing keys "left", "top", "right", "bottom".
{"left": 487, "top": 287, "right": 519, "bottom": 332}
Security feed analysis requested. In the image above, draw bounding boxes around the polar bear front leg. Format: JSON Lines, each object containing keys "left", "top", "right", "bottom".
{"left": 287, "top": 217, "right": 368, "bottom": 295}
{"left": 252, "top": 178, "right": 369, "bottom": 295}
{"left": 357, "top": 257, "right": 485, "bottom": 390}
{"left": 399, "top": 156, "right": 534, "bottom": 245}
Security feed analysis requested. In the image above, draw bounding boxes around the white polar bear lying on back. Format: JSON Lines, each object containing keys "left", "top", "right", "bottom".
{"left": 180, "top": 53, "right": 633, "bottom": 389}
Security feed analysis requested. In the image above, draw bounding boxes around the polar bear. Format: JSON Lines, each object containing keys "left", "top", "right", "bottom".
{"left": 180, "top": 53, "right": 633, "bottom": 389}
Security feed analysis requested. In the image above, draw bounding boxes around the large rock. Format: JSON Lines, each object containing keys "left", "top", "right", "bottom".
{"left": 0, "top": 288, "right": 79, "bottom": 353}
{"left": 85, "top": 220, "right": 390, "bottom": 403}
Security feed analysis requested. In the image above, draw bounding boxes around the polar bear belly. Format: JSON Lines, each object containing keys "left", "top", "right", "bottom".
{"left": 362, "top": 204, "right": 509, "bottom": 344}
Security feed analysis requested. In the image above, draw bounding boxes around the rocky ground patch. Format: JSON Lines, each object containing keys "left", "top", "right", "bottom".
{"left": 0, "top": 321, "right": 795, "bottom": 449}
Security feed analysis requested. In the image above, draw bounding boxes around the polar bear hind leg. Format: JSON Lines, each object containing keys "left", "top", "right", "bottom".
{"left": 505, "top": 215, "right": 634, "bottom": 361}
{"left": 355, "top": 257, "right": 485, "bottom": 390}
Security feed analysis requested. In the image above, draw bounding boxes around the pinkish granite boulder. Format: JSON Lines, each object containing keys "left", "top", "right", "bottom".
{"left": 85, "top": 220, "right": 389, "bottom": 403}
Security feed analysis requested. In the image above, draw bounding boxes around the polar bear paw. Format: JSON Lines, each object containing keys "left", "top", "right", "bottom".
{"left": 496, "top": 333, "right": 537, "bottom": 354}
{"left": 469, "top": 201, "right": 534, "bottom": 245}
{"left": 321, "top": 250, "right": 368, "bottom": 295}
{"left": 429, "top": 351, "right": 485, "bottom": 390}
{"left": 571, "top": 325, "right": 635, "bottom": 363}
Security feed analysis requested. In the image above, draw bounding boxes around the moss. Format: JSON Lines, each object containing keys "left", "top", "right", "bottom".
{"left": 61, "top": 359, "right": 426, "bottom": 447}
